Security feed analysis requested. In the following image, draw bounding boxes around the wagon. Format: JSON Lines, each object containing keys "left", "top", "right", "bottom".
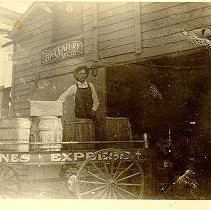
{"left": 0, "top": 120, "right": 151, "bottom": 199}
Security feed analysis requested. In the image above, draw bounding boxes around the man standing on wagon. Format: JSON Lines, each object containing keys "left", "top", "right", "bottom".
{"left": 57, "top": 66, "right": 99, "bottom": 119}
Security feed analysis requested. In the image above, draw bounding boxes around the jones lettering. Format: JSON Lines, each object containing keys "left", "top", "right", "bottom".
{"left": 0, "top": 154, "right": 31, "bottom": 163}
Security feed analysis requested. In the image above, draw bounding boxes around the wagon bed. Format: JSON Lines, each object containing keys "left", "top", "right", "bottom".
{"left": 0, "top": 139, "right": 151, "bottom": 199}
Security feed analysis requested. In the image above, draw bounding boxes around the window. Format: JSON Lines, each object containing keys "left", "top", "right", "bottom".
{"left": 52, "top": 2, "right": 83, "bottom": 41}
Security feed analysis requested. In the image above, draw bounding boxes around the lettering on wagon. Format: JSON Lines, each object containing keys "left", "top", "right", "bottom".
{"left": 0, "top": 154, "right": 30, "bottom": 163}
{"left": 51, "top": 152, "right": 130, "bottom": 162}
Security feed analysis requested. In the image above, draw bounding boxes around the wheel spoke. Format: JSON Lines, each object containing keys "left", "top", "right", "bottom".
{"left": 92, "top": 187, "right": 108, "bottom": 199}
{"left": 114, "top": 163, "right": 134, "bottom": 181}
{"left": 0, "top": 166, "right": 20, "bottom": 198}
{"left": 76, "top": 149, "right": 144, "bottom": 200}
{"left": 91, "top": 162, "right": 108, "bottom": 179}
{"left": 115, "top": 185, "right": 139, "bottom": 199}
{"left": 84, "top": 170, "right": 106, "bottom": 182}
{"left": 113, "top": 187, "right": 125, "bottom": 199}
{"left": 113, "top": 158, "right": 123, "bottom": 179}
{"left": 116, "top": 171, "right": 142, "bottom": 183}
{"left": 110, "top": 151, "right": 114, "bottom": 176}
{"left": 101, "top": 157, "right": 109, "bottom": 177}
{"left": 79, "top": 185, "right": 106, "bottom": 196}
{"left": 107, "top": 188, "right": 112, "bottom": 199}
{"left": 110, "top": 187, "right": 118, "bottom": 199}
{"left": 4, "top": 171, "right": 16, "bottom": 182}
{"left": 79, "top": 180, "right": 105, "bottom": 185}
{"left": 116, "top": 182, "right": 143, "bottom": 187}
{"left": 1, "top": 167, "right": 10, "bottom": 180}
{"left": 101, "top": 188, "right": 109, "bottom": 199}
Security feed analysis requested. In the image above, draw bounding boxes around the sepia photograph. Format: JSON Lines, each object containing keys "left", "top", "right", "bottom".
{"left": 0, "top": 0, "right": 211, "bottom": 204}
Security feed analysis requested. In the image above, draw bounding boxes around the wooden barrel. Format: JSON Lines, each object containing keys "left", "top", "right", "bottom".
{"left": 63, "top": 119, "right": 95, "bottom": 150}
{"left": 30, "top": 117, "right": 62, "bottom": 151}
{"left": 0, "top": 118, "right": 31, "bottom": 152}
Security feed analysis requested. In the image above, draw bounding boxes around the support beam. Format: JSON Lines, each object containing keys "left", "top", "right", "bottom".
{"left": 134, "top": 3, "right": 142, "bottom": 54}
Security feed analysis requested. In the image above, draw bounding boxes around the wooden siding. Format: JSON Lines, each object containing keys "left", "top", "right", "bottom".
{"left": 140, "top": 2, "right": 211, "bottom": 58}
{"left": 98, "top": 2, "right": 211, "bottom": 65}
{"left": 98, "top": 2, "right": 135, "bottom": 61}
{"left": 12, "top": 6, "right": 53, "bottom": 116}
{"left": 12, "top": 3, "right": 99, "bottom": 117}
{"left": 12, "top": 2, "right": 211, "bottom": 116}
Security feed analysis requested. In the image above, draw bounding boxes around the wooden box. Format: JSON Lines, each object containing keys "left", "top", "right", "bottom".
{"left": 98, "top": 117, "right": 132, "bottom": 141}
{"left": 63, "top": 119, "right": 95, "bottom": 150}
{"left": 30, "top": 101, "right": 63, "bottom": 117}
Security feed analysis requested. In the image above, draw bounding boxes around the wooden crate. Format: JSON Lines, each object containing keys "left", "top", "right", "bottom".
{"left": 98, "top": 117, "right": 132, "bottom": 141}
{"left": 30, "top": 101, "right": 63, "bottom": 117}
{"left": 63, "top": 119, "right": 96, "bottom": 150}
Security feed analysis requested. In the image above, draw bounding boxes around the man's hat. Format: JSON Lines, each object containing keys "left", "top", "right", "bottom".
{"left": 73, "top": 66, "right": 90, "bottom": 81}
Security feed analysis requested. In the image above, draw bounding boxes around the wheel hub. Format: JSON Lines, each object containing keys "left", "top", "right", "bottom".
{"left": 107, "top": 179, "right": 116, "bottom": 188}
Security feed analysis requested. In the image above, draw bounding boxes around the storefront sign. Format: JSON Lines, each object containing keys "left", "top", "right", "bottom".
{"left": 41, "top": 40, "right": 83, "bottom": 64}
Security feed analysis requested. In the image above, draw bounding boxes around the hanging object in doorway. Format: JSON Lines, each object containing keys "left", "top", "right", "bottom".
{"left": 182, "top": 30, "right": 211, "bottom": 53}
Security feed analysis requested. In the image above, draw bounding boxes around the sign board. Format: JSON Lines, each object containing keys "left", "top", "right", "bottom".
{"left": 0, "top": 150, "right": 146, "bottom": 164}
{"left": 41, "top": 40, "right": 83, "bottom": 64}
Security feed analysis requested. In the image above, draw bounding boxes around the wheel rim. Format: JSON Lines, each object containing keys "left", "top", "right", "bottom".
{"left": 0, "top": 165, "right": 20, "bottom": 198}
{"left": 76, "top": 148, "right": 144, "bottom": 199}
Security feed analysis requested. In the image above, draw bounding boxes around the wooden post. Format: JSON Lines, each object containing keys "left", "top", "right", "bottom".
{"left": 92, "top": 3, "right": 99, "bottom": 62}
{"left": 134, "top": 2, "right": 142, "bottom": 54}
{"left": 148, "top": 148, "right": 156, "bottom": 197}
{"left": 11, "top": 42, "right": 16, "bottom": 117}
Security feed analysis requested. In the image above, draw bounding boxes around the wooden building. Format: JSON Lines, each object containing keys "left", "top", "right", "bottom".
{"left": 11, "top": 2, "right": 211, "bottom": 130}
{"left": 0, "top": 7, "right": 21, "bottom": 118}
{"left": 10, "top": 2, "right": 211, "bottom": 197}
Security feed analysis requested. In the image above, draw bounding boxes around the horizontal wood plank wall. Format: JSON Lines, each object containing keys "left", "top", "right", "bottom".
{"left": 12, "top": 7, "right": 53, "bottom": 116}
{"left": 98, "top": 2, "right": 136, "bottom": 63}
{"left": 12, "top": 3, "right": 97, "bottom": 117}
{"left": 12, "top": 2, "right": 211, "bottom": 116}
{"left": 140, "top": 2, "right": 211, "bottom": 58}
{"left": 98, "top": 2, "right": 211, "bottom": 65}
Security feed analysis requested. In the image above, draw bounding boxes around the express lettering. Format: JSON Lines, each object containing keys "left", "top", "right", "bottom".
{"left": 51, "top": 152, "right": 130, "bottom": 162}
{"left": 51, "top": 152, "right": 99, "bottom": 162}
{"left": 51, "top": 152, "right": 88, "bottom": 162}
{"left": 96, "top": 152, "right": 130, "bottom": 161}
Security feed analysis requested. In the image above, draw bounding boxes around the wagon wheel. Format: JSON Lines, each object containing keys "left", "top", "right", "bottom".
{"left": 0, "top": 165, "right": 20, "bottom": 198}
{"left": 76, "top": 148, "right": 144, "bottom": 199}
